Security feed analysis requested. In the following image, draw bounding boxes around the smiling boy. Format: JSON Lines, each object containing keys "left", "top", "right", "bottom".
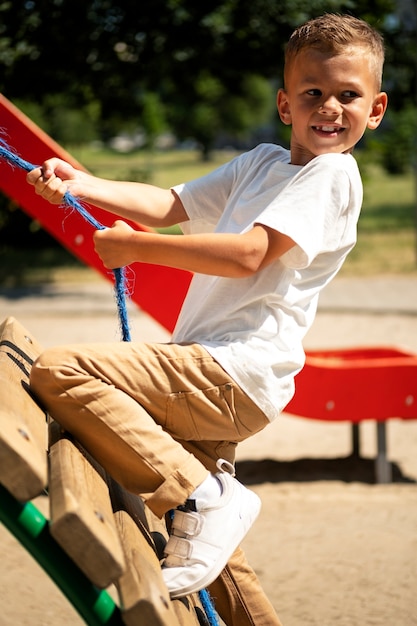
{"left": 279, "top": 14, "right": 387, "bottom": 165}
{"left": 26, "top": 14, "right": 387, "bottom": 626}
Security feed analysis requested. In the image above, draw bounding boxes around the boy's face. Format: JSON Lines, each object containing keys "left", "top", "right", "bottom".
{"left": 277, "top": 47, "right": 388, "bottom": 166}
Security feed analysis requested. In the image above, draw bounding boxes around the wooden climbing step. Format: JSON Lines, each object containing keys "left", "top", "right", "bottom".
{"left": 0, "top": 316, "right": 47, "bottom": 501}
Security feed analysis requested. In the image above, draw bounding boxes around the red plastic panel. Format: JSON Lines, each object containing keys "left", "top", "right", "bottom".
{"left": 0, "top": 94, "right": 191, "bottom": 332}
{"left": 286, "top": 346, "right": 417, "bottom": 422}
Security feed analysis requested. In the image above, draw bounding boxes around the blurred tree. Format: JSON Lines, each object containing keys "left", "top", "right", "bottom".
{"left": 0, "top": 0, "right": 405, "bottom": 156}
{"left": 382, "top": 0, "right": 416, "bottom": 111}
{"left": 379, "top": 104, "right": 417, "bottom": 174}
{"left": 140, "top": 91, "right": 167, "bottom": 149}
{"left": 2, "top": 0, "right": 416, "bottom": 258}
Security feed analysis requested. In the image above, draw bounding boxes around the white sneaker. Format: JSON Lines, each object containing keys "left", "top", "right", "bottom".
{"left": 162, "top": 459, "right": 261, "bottom": 598}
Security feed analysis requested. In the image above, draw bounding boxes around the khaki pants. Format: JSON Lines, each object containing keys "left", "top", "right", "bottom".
{"left": 30, "top": 341, "right": 282, "bottom": 626}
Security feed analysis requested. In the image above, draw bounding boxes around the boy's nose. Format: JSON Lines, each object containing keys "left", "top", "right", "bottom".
{"left": 318, "top": 96, "right": 342, "bottom": 114}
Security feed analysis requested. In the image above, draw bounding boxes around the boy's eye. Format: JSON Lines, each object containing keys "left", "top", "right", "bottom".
{"left": 305, "top": 89, "right": 360, "bottom": 100}
{"left": 342, "top": 90, "right": 359, "bottom": 99}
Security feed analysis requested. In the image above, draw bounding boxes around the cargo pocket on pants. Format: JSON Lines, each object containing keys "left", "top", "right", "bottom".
{"left": 165, "top": 382, "right": 249, "bottom": 442}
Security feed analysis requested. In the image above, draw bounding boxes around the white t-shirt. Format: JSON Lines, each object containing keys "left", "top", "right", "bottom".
{"left": 172, "top": 143, "right": 362, "bottom": 421}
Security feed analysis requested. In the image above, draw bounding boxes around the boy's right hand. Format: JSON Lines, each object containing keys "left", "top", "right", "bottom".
{"left": 26, "top": 157, "right": 80, "bottom": 204}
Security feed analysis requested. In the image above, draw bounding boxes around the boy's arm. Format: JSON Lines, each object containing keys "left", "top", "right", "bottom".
{"left": 94, "top": 220, "right": 295, "bottom": 278}
{"left": 26, "top": 158, "right": 187, "bottom": 228}
{"left": 27, "top": 158, "right": 296, "bottom": 278}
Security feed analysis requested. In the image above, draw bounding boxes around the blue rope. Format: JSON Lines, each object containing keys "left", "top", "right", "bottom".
{"left": 0, "top": 138, "right": 131, "bottom": 341}
{"left": 198, "top": 588, "right": 220, "bottom": 626}
{"left": 1, "top": 137, "right": 220, "bottom": 625}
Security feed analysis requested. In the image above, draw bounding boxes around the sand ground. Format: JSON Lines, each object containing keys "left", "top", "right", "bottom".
{"left": 1, "top": 274, "right": 416, "bottom": 626}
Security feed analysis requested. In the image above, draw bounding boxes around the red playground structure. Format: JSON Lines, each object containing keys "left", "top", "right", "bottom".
{"left": 285, "top": 346, "right": 417, "bottom": 483}
{"left": 1, "top": 94, "right": 416, "bottom": 483}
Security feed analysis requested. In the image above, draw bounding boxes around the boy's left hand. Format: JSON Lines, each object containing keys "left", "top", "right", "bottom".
{"left": 93, "top": 220, "right": 136, "bottom": 269}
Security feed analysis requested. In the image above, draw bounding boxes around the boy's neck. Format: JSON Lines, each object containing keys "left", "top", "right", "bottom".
{"left": 289, "top": 145, "right": 354, "bottom": 166}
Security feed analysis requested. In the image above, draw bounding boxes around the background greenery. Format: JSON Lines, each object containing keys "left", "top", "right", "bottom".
{"left": 1, "top": 0, "right": 416, "bottom": 161}
{"left": 0, "top": 1, "right": 416, "bottom": 284}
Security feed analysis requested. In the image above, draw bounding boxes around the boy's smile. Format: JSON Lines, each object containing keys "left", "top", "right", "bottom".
{"left": 277, "top": 47, "right": 387, "bottom": 165}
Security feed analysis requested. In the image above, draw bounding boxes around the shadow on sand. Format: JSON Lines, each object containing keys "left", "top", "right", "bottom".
{"left": 236, "top": 455, "right": 416, "bottom": 485}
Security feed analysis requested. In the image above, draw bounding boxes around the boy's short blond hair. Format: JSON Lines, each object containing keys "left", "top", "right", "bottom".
{"left": 284, "top": 14, "right": 385, "bottom": 91}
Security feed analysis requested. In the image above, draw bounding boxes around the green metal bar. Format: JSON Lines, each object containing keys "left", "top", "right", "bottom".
{"left": 0, "top": 483, "right": 124, "bottom": 626}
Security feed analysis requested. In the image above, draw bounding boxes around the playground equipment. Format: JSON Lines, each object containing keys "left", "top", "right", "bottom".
{"left": 0, "top": 316, "right": 214, "bottom": 625}
{"left": 286, "top": 347, "right": 417, "bottom": 483}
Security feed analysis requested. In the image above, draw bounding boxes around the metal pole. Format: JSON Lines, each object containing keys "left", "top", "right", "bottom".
{"left": 375, "top": 422, "right": 392, "bottom": 484}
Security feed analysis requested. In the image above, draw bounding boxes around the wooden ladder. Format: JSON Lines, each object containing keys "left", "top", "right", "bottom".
{"left": 0, "top": 316, "right": 215, "bottom": 626}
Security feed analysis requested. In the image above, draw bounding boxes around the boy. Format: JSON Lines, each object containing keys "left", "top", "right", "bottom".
{"left": 27, "top": 14, "right": 387, "bottom": 626}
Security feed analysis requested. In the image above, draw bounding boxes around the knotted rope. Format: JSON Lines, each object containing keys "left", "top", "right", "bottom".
{"left": 0, "top": 138, "right": 131, "bottom": 341}
{"left": 0, "top": 137, "right": 220, "bottom": 625}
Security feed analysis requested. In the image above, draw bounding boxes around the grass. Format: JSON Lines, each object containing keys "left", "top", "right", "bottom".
{"left": 70, "top": 145, "right": 239, "bottom": 187}
{"left": 340, "top": 165, "right": 416, "bottom": 276}
{"left": 1, "top": 148, "right": 416, "bottom": 286}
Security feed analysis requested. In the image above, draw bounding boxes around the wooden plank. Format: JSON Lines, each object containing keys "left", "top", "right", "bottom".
{"left": 114, "top": 510, "right": 184, "bottom": 626}
{"left": 109, "top": 483, "right": 204, "bottom": 626}
{"left": 49, "top": 422, "right": 126, "bottom": 588}
{"left": 0, "top": 316, "right": 47, "bottom": 500}
{"left": 107, "top": 478, "right": 156, "bottom": 551}
{"left": 143, "top": 503, "right": 215, "bottom": 624}
{"left": 144, "top": 503, "right": 171, "bottom": 562}
{"left": 108, "top": 477, "right": 203, "bottom": 624}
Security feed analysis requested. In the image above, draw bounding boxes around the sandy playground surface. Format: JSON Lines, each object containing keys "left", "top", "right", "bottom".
{"left": 0, "top": 274, "right": 417, "bottom": 626}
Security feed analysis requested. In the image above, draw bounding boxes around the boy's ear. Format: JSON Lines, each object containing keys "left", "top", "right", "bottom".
{"left": 367, "top": 91, "right": 388, "bottom": 130}
{"left": 277, "top": 89, "right": 292, "bottom": 125}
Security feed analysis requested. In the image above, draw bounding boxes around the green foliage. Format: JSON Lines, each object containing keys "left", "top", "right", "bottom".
{"left": 380, "top": 5, "right": 417, "bottom": 110}
{"left": 0, "top": 0, "right": 412, "bottom": 128}
{"left": 14, "top": 95, "right": 101, "bottom": 146}
{"left": 170, "top": 72, "right": 275, "bottom": 156}
{"left": 224, "top": 75, "right": 274, "bottom": 133}
{"left": 378, "top": 105, "right": 417, "bottom": 175}
{"left": 1, "top": 0, "right": 411, "bottom": 157}
{"left": 8, "top": 99, "right": 50, "bottom": 134}
{"left": 46, "top": 100, "right": 101, "bottom": 146}
{"left": 1, "top": 1, "right": 414, "bottom": 278}
{"left": 140, "top": 92, "right": 167, "bottom": 148}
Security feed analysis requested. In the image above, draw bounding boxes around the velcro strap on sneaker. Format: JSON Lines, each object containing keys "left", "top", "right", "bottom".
{"left": 164, "top": 535, "right": 192, "bottom": 567}
{"left": 171, "top": 509, "right": 203, "bottom": 537}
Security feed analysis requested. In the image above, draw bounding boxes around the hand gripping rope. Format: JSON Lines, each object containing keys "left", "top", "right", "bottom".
{"left": 0, "top": 137, "right": 220, "bottom": 626}
{"left": 0, "top": 137, "right": 131, "bottom": 342}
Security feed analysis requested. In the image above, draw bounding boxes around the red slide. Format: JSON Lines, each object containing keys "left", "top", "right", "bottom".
{"left": 0, "top": 94, "right": 191, "bottom": 332}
